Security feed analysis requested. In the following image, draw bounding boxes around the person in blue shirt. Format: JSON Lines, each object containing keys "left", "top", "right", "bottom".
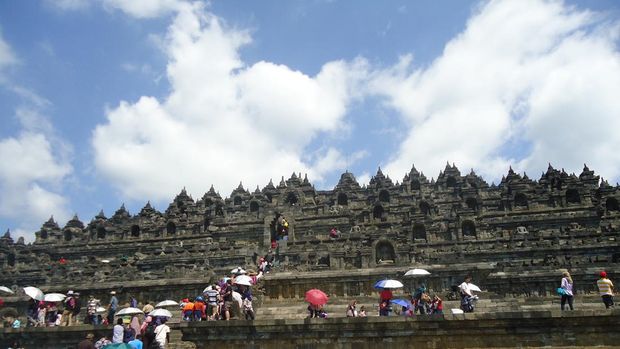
{"left": 107, "top": 291, "right": 119, "bottom": 324}
{"left": 128, "top": 334, "right": 143, "bottom": 349}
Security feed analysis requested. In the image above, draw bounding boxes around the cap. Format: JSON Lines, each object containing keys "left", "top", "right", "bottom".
{"left": 110, "top": 291, "right": 116, "bottom": 295}
{"left": 86, "top": 333, "right": 94, "bottom": 339}
{"left": 600, "top": 271, "right": 607, "bottom": 278}
{"left": 67, "top": 290, "right": 74, "bottom": 295}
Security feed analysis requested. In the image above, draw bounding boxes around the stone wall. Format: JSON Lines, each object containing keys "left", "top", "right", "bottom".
{"left": 2, "top": 310, "right": 618, "bottom": 348}
{"left": 179, "top": 310, "right": 620, "bottom": 349}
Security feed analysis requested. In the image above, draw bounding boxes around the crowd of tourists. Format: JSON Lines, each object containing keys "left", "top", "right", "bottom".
{"left": 0, "top": 266, "right": 615, "bottom": 348}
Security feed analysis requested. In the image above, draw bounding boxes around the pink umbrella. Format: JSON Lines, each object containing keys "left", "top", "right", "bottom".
{"left": 305, "top": 289, "right": 328, "bottom": 306}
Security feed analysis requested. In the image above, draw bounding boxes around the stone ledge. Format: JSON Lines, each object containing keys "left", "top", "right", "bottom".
{"left": 2, "top": 310, "right": 619, "bottom": 348}
{"left": 179, "top": 310, "right": 620, "bottom": 349}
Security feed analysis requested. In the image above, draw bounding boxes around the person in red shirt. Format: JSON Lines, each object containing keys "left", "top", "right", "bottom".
{"left": 430, "top": 295, "right": 443, "bottom": 314}
{"left": 379, "top": 289, "right": 392, "bottom": 302}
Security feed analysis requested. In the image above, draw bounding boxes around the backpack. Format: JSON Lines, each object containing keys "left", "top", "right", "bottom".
{"left": 145, "top": 323, "right": 156, "bottom": 341}
{"left": 65, "top": 297, "right": 76, "bottom": 311}
{"left": 123, "top": 327, "right": 135, "bottom": 343}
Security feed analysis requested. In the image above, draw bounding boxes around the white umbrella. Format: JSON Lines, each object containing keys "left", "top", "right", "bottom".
{"left": 404, "top": 268, "right": 431, "bottom": 276}
{"left": 374, "top": 279, "right": 404, "bottom": 289}
{"left": 451, "top": 308, "right": 464, "bottom": 314}
{"left": 155, "top": 300, "right": 179, "bottom": 308}
{"left": 235, "top": 275, "right": 253, "bottom": 286}
{"left": 23, "top": 286, "right": 44, "bottom": 301}
{"left": 150, "top": 308, "right": 172, "bottom": 318}
{"left": 115, "top": 307, "right": 144, "bottom": 316}
{"left": 468, "top": 283, "right": 482, "bottom": 292}
{"left": 0, "top": 286, "right": 14, "bottom": 294}
{"left": 43, "top": 293, "right": 66, "bottom": 302}
{"left": 230, "top": 267, "right": 246, "bottom": 275}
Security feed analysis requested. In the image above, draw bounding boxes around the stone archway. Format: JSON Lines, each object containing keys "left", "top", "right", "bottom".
{"left": 96, "top": 227, "right": 106, "bottom": 239}
{"left": 285, "top": 192, "right": 299, "bottom": 206}
{"left": 263, "top": 213, "right": 295, "bottom": 247}
{"left": 374, "top": 240, "right": 396, "bottom": 264}
{"left": 606, "top": 197, "right": 620, "bottom": 212}
{"left": 166, "top": 222, "right": 177, "bottom": 235}
{"left": 131, "top": 225, "right": 140, "bottom": 238}
{"left": 413, "top": 223, "right": 427, "bottom": 241}
{"left": 233, "top": 196, "right": 242, "bottom": 206}
{"left": 465, "top": 197, "right": 478, "bottom": 211}
{"left": 337, "top": 193, "right": 348, "bottom": 206}
{"left": 373, "top": 205, "right": 385, "bottom": 220}
{"left": 461, "top": 220, "right": 476, "bottom": 239}
{"left": 514, "top": 193, "right": 528, "bottom": 208}
{"left": 566, "top": 189, "right": 580, "bottom": 204}
{"left": 249, "top": 201, "right": 260, "bottom": 212}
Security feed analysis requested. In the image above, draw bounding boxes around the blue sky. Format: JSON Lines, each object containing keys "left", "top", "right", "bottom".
{"left": 0, "top": 0, "right": 619, "bottom": 241}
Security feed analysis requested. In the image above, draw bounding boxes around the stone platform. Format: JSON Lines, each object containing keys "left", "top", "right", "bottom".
{"left": 180, "top": 309, "right": 620, "bottom": 349}
{"left": 2, "top": 309, "right": 619, "bottom": 348}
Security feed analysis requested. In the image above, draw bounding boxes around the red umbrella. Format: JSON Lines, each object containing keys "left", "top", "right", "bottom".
{"left": 305, "top": 289, "right": 329, "bottom": 305}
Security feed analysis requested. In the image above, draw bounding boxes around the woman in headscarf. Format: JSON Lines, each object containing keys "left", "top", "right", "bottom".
{"left": 560, "top": 271, "right": 574, "bottom": 310}
{"left": 130, "top": 315, "right": 141, "bottom": 339}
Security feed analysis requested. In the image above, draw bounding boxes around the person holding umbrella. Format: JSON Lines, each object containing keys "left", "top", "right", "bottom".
{"left": 305, "top": 289, "right": 328, "bottom": 318}
{"left": 459, "top": 275, "right": 477, "bottom": 313}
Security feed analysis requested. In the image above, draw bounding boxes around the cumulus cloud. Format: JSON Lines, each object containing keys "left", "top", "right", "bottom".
{"left": 370, "top": 0, "right": 620, "bottom": 182}
{"left": 92, "top": 2, "right": 368, "bottom": 201}
{"left": 101, "top": 0, "right": 185, "bottom": 18}
{"left": 0, "top": 117, "right": 73, "bottom": 240}
{"left": 0, "top": 33, "right": 73, "bottom": 241}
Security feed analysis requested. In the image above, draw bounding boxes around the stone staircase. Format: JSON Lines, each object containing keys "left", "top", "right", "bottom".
{"left": 255, "top": 293, "right": 611, "bottom": 319}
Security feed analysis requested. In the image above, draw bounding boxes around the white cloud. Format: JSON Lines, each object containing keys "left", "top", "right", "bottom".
{"left": 0, "top": 130, "right": 73, "bottom": 239}
{"left": 0, "top": 34, "right": 73, "bottom": 242}
{"left": 92, "top": 4, "right": 367, "bottom": 201}
{"left": 369, "top": 0, "right": 620, "bottom": 182}
{"left": 0, "top": 30, "right": 17, "bottom": 81}
{"left": 101, "top": 0, "right": 185, "bottom": 18}
{"left": 45, "top": 0, "right": 90, "bottom": 11}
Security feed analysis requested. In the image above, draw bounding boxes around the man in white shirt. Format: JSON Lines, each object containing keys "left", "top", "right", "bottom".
{"left": 459, "top": 275, "right": 475, "bottom": 313}
{"left": 154, "top": 318, "right": 170, "bottom": 349}
{"left": 459, "top": 276, "right": 473, "bottom": 297}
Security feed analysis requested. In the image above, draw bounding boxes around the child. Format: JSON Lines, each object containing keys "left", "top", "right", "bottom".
{"left": 379, "top": 301, "right": 390, "bottom": 316}
{"left": 358, "top": 306, "right": 367, "bottom": 317}
{"left": 430, "top": 295, "right": 443, "bottom": 314}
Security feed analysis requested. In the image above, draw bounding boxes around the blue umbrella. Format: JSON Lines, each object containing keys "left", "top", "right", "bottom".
{"left": 374, "top": 279, "right": 404, "bottom": 289}
{"left": 391, "top": 299, "right": 411, "bottom": 308}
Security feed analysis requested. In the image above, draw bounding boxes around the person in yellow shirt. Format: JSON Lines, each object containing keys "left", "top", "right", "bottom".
{"left": 596, "top": 271, "right": 614, "bottom": 309}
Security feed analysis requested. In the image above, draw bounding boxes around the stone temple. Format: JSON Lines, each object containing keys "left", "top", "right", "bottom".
{"left": 1, "top": 163, "right": 620, "bottom": 348}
